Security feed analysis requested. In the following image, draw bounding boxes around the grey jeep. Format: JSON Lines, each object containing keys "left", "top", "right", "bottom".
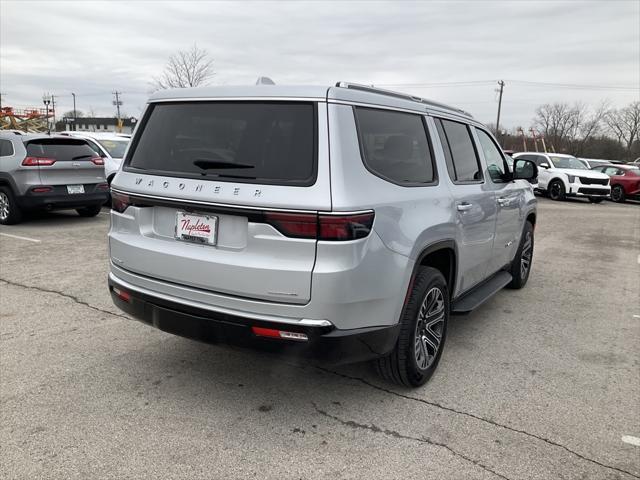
{"left": 107, "top": 82, "right": 538, "bottom": 387}
{"left": 0, "top": 132, "right": 109, "bottom": 224}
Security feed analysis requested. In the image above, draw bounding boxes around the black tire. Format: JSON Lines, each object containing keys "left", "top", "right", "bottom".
{"left": 507, "top": 221, "right": 534, "bottom": 289}
{"left": 76, "top": 205, "right": 103, "bottom": 217}
{"left": 588, "top": 197, "right": 604, "bottom": 204}
{"left": 548, "top": 180, "right": 565, "bottom": 201}
{"left": 0, "top": 186, "right": 23, "bottom": 225}
{"left": 611, "top": 185, "right": 626, "bottom": 203}
{"left": 375, "top": 267, "right": 449, "bottom": 387}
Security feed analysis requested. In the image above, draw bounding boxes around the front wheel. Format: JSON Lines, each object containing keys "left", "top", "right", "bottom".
{"left": 588, "top": 197, "right": 604, "bottom": 204}
{"left": 548, "top": 180, "right": 566, "bottom": 201}
{"left": 375, "top": 267, "right": 449, "bottom": 387}
{"left": 611, "top": 185, "right": 626, "bottom": 203}
{"left": 507, "top": 221, "right": 534, "bottom": 289}
{"left": 76, "top": 205, "right": 102, "bottom": 217}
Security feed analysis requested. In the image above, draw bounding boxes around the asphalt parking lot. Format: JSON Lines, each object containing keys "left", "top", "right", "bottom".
{"left": 1, "top": 198, "right": 639, "bottom": 480}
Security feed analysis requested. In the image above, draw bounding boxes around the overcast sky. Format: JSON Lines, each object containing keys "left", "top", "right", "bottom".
{"left": 1, "top": 0, "right": 638, "bottom": 128}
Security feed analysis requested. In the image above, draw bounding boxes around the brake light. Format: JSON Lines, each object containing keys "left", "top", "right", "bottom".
{"left": 92, "top": 157, "right": 104, "bottom": 165}
{"left": 111, "top": 191, "right": 130, "bottom": 213}
{"left": 319, "top": 212, "right": 375, "bottom": 241}
{"left": 264, "top": 212, "right": 318, "bottom": 238}
{"left": 264, "top": 211, "right": 374, "bottom": 241}
{"left": 22, "top": 157, "right": 56, "bottom": 166}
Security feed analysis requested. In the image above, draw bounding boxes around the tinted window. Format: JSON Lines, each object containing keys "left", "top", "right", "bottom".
{"left": 98, "top": 139, "right": 129, "bottom": 158}
{"left": 436, "top": 119, "right": 482, "bottom": 182}
{"left": 476, "top": 129, "right": 507, "bottom": 182}
{"left": 128, "top": 102, "right": 316, "bottom": 186}
{"left": 354, "top": 107, "right": 435, "bottom": 185}
{"left": 25, "top": 138, "right": 95, "bottom": 161}
{"left": 0, "top": 139, "right": 14, "bottom": 157}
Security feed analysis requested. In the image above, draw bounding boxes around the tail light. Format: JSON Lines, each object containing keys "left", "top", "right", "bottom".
{"left": 92, "top": 157, "right": 104, "bottom": 165}
{"left": 111, "top": 191, "right": 131, "bottom": 213}
{"left": 264, "top": 211, "right": 374, "bottom": 241}
{"left": 22, "top": 157, "right": 56, "bottom": 166}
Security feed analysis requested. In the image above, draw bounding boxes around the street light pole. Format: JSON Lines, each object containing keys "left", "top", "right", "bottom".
{"left": 42, "top": 93, "right": 52, "bottom": 134}
{"left": 72, "top": 92, "right": 77, "bottom": 130}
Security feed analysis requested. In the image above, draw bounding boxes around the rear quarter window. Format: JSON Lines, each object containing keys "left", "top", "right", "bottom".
{"left": 353, "top": 107, "right": 436, "bottom": 186}
{"left": 0, "top": 139, "right": 14, "bottom": 157}
{"left": 126, "top": 102, "right": 317, "bottom": 186}
{"left": 25, "top": 139, "right": 96, "bottom": 161}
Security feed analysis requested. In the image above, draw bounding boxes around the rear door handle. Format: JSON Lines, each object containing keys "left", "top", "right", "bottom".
{"left": 456, "top": 202, "right": 473, "bottom": 212}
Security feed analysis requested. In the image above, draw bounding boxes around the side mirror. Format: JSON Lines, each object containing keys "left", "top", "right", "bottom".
{"left": 539, "top": 162, "right": 550, "bottom": 169}
{"left": 513, "top": 159, "right": 538, "bottom": 181}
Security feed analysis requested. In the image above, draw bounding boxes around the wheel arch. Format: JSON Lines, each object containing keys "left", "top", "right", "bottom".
{"left": 410, "top": 240, "right": 458, "bottom": 299}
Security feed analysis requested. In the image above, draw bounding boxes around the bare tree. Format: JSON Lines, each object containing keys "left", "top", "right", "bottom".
{"left": 63, "top": 109, "right": 84, "bottom": 118}
{"left": 605, "top": 101, "right": 640, "bottom": 151}
{"left": 152, "top": 44, "right": 215, "bottom": 90}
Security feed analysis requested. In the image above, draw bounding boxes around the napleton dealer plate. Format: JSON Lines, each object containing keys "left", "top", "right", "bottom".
{"left": 175, "top": 211, "right": 218, "bottom": 246}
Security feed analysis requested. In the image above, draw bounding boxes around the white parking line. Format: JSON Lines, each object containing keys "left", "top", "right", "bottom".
{"left": 634, "top": 315, "right": 640, "bottom": 319}
{"left": 0, "top": 232, "right": 41, "bottom": 243}
{"left": 622, "top": 435, "right": 640, "bottom": 447}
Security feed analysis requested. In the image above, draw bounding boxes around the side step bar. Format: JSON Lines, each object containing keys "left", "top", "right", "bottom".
{"left": 451, "top": 271, "right": 513, "bottom": 314}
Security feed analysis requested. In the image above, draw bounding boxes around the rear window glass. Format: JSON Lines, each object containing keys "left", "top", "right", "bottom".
{"left": 354, "top": 107, "right": 435, "bottom": 185}
{"left": 98, "top": 139, "right": 129, "bottom": 158}
{"left": 25, "top": 139, "right": 96, "bottom": 161}
{"left": 126, "top": 102, "right": 316, "bottom": 186}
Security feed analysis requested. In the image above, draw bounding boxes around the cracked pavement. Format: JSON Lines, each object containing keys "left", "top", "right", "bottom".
{"left": 1, "top": 199, "right": 639, "bottom": 479}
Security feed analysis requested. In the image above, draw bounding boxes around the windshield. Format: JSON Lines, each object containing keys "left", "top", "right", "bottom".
{"left": 549, "top": 156, "right": 587, "bottom": 170}
{"left": 98, "top": 139, "right": 129, "bottom": 158}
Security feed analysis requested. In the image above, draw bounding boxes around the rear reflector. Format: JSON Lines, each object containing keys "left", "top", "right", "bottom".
{"left": 264, "top": 211, "right": 374, "bottom": 241}
{"left": 112, "top": 287, "right": 131, "bottom": 303}
{"left": 251, "top": 326, "right": 308, "bottom": 342}
{"left": 97, "top": 183, "right": 109, "bottom": 190}
{"left": 32, "top": 186, "right": 53, "bottom": 193}
{"left": 22, "top": 157, "right": 56, "bottom": 166}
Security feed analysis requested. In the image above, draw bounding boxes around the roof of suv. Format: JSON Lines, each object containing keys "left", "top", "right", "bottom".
{"left": 0, "top": 132, "right": 89, "bottom": 143}
{"left": 148, "top": 82, "right": 475, "bottom": 123}
{"left": 515, "top": 152, "right": 577, "bottom": 158}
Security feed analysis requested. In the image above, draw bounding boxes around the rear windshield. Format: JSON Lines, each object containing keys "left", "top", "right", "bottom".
{"left": 126, "top": 102, "right": 317, "bottom": 186}
{"left": 25, "top": 138, "right": 96, "bottom": 161}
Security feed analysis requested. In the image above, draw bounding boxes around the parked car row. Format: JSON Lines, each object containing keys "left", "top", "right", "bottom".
{"left": 0, "top": 131, "right": 130, "bottom": 224}
{"left": 512, "top": 151, "right": 639, "bottom": 203}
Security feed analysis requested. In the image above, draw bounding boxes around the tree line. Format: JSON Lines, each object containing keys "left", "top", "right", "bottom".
{"left": 498, "top": 101, "right": 640, "bottom": 161}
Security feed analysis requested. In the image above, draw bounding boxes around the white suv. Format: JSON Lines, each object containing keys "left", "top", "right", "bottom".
{"left": 513, "top": 152, "right": 610, "bottom": 203}
{"left": 60, "top": 132, "right": 130, "bottom": 183}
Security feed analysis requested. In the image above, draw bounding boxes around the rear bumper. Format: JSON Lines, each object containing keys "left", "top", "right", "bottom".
{"left": 108, "top": 273, "right": 400, "bottom": 365}
{"left": 18, "top": 185, "right": 108, "bottom": 210}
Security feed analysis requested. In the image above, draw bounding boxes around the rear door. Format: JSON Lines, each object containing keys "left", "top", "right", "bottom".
{"left": 433, "top": 117, "right": 497, "bottom": 292}
{"left": 25, "top": 138, "right": 106, "bottom": 188}
{"left": 110, "top": 100, "right": 329, "bottom": 304}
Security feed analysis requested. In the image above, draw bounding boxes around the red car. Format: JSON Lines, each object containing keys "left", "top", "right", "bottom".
{"left": 591, "top": 164, "right": 640, "bottom": 203}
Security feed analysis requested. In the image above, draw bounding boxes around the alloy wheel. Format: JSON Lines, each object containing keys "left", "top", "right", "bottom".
{"left": 414, "top": 287, "right": 445, "bottom": 370}
{"left": 521, "top": 231, "right": 533, "bottom": 279}
{"left": 611, "top": 186, "right": 623, "bottom": 202}
{"left": 549, "top": 182, "right": 562, "bottom": 200}
{"left": 0, "top": 192, "right": 9, "bottom": 221}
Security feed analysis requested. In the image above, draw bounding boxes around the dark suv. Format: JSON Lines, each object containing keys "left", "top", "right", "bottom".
{"left": 0, "top": 132, "right": 109, "bottom": 224}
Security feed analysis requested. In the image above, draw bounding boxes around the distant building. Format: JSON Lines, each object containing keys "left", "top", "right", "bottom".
{"left": 56, "top": 116, "right": 138, "bottom": 134}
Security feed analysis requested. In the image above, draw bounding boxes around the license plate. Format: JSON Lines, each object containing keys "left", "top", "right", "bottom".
{"left": 67, "top": 185, "right": 84, "bottom": 194}
{"left": 175, "top": 212, "right": 218, "bottom": 246}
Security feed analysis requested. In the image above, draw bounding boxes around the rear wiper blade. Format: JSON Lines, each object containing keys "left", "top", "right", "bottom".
{"left": 72, "top": 154, "right": 94, "bottom": 160}
{"left": 194, "top": 158, "right": 254, "bottom": 170}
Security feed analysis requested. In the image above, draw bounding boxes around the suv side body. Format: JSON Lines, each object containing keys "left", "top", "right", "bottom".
{"left": 0, "top": 132, "right": 109, "bottom": 224}
{"left": 108, "top": 84, "right": 537, "bottom": 384}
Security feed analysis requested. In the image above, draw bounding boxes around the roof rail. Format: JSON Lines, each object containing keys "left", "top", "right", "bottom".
{"left": 335, "top": 82, "right": 473, "bottom": 118}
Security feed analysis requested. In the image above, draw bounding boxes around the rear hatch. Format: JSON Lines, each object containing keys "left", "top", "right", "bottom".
{"left": 24, "top": 138, "right": 106, "bottom": 188}
{"left": 110, "top": 100, "right": 331, "bottom": 304}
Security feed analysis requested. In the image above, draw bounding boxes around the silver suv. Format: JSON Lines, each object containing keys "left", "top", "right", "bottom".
{"left": 0, "top": 132, "right": 109, "bottom": 224}
{"left": 108, "top": 83, "right": 538, "bottom": 387}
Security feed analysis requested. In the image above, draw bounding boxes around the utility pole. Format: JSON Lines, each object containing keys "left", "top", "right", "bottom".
{"left": 51, "top": 94, "right": 57, "bottom": 130}
{"left": 72, "top": 92, "right": 77, "bottom": 130}
{"left": 495, "top": 80, "right": 505, "bottom": 142}
{"left": 0, "top": 92, "right": 4, "bottom": 111}
{"left": 112, "top": 91, "right": 123, "bottom": 133}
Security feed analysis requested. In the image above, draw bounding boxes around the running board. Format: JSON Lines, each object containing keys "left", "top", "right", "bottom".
{"left": 451, "top": 271, "right": 513, "bottom": 314}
